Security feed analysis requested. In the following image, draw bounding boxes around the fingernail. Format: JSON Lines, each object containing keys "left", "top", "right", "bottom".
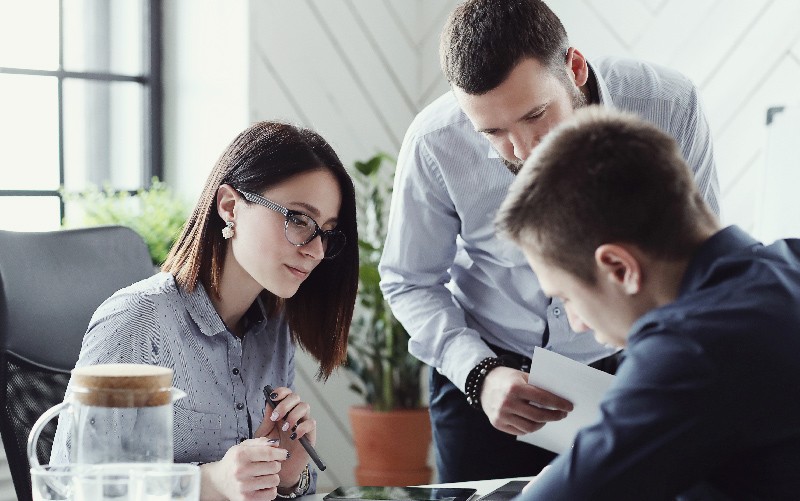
{"left": 291, "top": 424, "right": 297, "bottom": 432}
{"left": 266, "top": 438, "right": 280, "bottom": 444}
{"left": 290, "top": 432, "right": 297, "bottom": 440}
{"left": 270, "top": 411, "right": 279, "bottom": 421}
{"left": 270, "top": 392, "right": 278, "bottom": 400}
{"left": 281, "top": 422, "right": 290, "bottom": 432}
{"left": 286, "top": 451, "right": 291, "bottom": 459}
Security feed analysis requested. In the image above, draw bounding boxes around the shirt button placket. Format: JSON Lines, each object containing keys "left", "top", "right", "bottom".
{"left": 228, "top": 335, "right": 248, "bottom": 440}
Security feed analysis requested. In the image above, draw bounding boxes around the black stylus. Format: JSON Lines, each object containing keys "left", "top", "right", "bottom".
{"left": 263, "top": 385, "right": 327, "bottom": 471}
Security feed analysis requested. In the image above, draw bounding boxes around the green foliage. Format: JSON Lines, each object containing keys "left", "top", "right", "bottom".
{"left": 345, "top": 154, "right": 425, "bottom": 411}
{"left": 62, "top": 178, "right": 189, "bottom": 266}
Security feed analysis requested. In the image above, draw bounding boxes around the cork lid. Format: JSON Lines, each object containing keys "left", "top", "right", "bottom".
{"left": 72, "top": 364, "right": 174, "bottom": 408}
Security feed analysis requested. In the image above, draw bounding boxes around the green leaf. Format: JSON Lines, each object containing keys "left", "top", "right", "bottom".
{"left": 61, "top": 177, "right": 189, "bottom": 266}
{"left": 346, "top": 153, "right": 425, "bottom": 411}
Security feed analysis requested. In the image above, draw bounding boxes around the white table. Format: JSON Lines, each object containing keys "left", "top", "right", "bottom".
{"left": 306, "top": 476, "right": 534, "bottom": 501}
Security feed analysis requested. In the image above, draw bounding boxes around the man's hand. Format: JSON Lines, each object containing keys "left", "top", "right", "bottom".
{"left": 480, "top": 366, "right": 573, "bottom": 435}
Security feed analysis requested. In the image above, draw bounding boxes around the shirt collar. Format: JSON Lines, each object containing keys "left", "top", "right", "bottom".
{"left": 678, "top": 225, "right": 762, "bottom": 296}
{"left": 180, "top": 281, "right": 267, "bottom": 337}
{"left": 587, "top": 59, "right": 614, "bottom": 108}
{"left": 627, "top": 226, "right": 760, "bottom": 338}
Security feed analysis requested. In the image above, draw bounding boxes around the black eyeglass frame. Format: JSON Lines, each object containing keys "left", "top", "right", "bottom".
{"left": 234, "top": 188, "right": 346, "bottom": 259}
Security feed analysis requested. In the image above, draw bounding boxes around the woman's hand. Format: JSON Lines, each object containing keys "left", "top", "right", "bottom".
{"left": 255, "top": 386, "right": 317, "bottom": 492}
{"left": 200, "top": 437, "right": 288, "bottom": 501}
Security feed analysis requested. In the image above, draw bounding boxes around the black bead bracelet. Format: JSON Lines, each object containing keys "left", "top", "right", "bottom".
{"left": 465, "top": 357, "right": 504, "bottom": 410}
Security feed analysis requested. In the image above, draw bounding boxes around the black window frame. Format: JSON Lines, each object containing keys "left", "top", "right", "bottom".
{"left": 0, "top": 0, "right": 162, "bottom": 221}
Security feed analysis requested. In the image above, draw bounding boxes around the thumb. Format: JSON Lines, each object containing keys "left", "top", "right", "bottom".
{"left": 254, "top": 417, "right": 278, "bottom": 439}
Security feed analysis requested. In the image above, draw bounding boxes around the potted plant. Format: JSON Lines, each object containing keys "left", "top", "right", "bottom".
{"left": 345, "top": 154, "right": 431, "bottom": 486}
{"left": 62, "top": 178, "right": 189, "bottom": 266}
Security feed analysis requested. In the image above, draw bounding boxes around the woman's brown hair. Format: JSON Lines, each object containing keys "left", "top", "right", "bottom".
{"left": 163, "top": 121, "right": 358, "bottom": 379}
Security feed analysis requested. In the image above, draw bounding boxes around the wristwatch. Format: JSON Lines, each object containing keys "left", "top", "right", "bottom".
{"left": 276, "top": 463, "right": 311, "bottom": 498}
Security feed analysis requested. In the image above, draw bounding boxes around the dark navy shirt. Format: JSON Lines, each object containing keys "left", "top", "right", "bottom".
{"left": 521, "top": 226, "right": 800, "bottom": 500}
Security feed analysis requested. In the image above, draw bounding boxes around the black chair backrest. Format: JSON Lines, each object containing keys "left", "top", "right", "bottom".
{"left": 0, "top": 226, "right": 154, "bottom": 501}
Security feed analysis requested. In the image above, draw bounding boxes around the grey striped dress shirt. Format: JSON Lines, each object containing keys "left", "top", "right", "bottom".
{"left": 379, "top": 56, "right": 721, "bottom": 392}
{"left": 50, "top": 272, "right": 316, "bottom": 490}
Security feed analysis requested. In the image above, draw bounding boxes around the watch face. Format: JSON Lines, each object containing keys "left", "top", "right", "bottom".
{"left": 277, "top": 464, "right": 310, "bottom": 498}
{"left": 296, "top": 464, "right": 310, "bottom": 493}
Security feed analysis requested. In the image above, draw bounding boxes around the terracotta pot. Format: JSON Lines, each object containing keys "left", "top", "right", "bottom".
{"left": 349, "top": 406, "right": 432, "bottom": 486}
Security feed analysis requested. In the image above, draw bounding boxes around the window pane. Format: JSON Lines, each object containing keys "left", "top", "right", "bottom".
{"left": 0, "top": 196, "right": 61, "bottom": 231}
{"left": 63, "top": 0, "right": 144, "bottom": 75}
{"left": 63, "top": 79, "right": 144, "bottom": 191}
{"left": 0, "top": 0, "right": 59, "bottom": 70}
{"left": 0, "top": 75, "right": 60, "bottom": 190}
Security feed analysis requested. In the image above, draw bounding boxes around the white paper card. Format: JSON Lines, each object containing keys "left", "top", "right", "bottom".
{"left": 517, "top": 347, "right": 616, "bottom": 453}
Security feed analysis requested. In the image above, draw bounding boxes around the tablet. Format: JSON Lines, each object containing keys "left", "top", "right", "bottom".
{"left": 476, "top": 480, "right": 529, "bottom": 501}
{"left": 324, "top": 485, "right": 477, "bottom": 501}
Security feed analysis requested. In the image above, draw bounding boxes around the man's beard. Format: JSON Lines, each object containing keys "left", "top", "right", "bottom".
{"left": 499, "top": 84, "right": 588, "bottom": 175}
{"left": 500, "top": 155, "right": 524, "bottom": 176}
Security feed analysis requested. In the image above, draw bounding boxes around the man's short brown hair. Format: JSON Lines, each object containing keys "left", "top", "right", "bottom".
{"left": 440, "top": 0, "right": 569, "bottom": 94}
{"left": 496, "top": 107, "right": 717, "bottom": 283}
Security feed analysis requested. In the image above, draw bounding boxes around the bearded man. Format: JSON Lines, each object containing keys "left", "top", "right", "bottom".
{"left": 379, "top": 0, "right": 720, "bottom": 482}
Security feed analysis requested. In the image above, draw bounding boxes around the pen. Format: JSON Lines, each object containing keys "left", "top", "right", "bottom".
{"left": 263, "top": 385, "right": 327, "bottom": 471}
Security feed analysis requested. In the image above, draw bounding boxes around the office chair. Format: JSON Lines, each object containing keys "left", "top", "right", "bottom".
{"left": 0, "top": 226, "right": 154, "bottom": 501}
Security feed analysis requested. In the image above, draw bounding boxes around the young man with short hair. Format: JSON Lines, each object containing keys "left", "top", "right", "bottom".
{"left": 497, "top": 107, "right": 800, "bottom": 500}
{"left": 379, "top": 0, "right": 721, "bottom": 481}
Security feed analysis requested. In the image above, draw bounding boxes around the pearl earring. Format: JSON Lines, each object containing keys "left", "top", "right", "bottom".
{"left": 222, "top": 221, "right": 234, "bottom": 239}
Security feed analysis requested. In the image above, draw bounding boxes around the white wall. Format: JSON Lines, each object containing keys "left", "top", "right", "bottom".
{"left": 248, "top": 0, "right": 460, "bottom": 170}
{"left": 547, "top": 0, "right": 800, "bottom": 232}
{"left": 758, "top": 105, "right": 800, "bottom": 242}
{"left": 162, "top": 0, "right": 249, "bottom": 202}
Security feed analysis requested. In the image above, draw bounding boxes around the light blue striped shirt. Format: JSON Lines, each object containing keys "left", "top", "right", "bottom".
{"left": 379, "top": 57, "right": 721, "bottom": 392}
{"left": 51, "top": 272, "right": 316, "bottom": 490}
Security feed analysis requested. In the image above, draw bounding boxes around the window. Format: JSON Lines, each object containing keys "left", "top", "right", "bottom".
{"left": 0, "top": 0, "right": 161, "bottom": 231}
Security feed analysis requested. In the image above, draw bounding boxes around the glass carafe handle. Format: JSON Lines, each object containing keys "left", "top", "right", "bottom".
{"left": 27, "top": 401, "right": 71, "bottom": 468}
{"left": 171, "top": 387, "right": 187, "bottom": 402}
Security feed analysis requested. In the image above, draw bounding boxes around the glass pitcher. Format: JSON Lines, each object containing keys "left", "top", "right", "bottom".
{"left": 28, "top": 363, "right": 186, "bottom": 467}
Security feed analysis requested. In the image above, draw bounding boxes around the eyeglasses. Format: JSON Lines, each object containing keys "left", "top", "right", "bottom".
{"left": 235, "top": 189, "right": 346, "bottom": 259}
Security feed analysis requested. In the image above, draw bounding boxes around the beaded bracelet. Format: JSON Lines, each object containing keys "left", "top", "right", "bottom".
{"left": 465, "top": 357, "right": 504, "bottom": 410}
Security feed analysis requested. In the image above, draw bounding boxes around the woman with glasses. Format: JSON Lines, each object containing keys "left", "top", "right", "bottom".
{"left": 51, "top": 121, "right": 359, "bottom": 501}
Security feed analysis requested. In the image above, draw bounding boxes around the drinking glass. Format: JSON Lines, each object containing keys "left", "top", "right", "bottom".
{"left": 74, "top": 463, "right": 200, "bottom": 501}
{"left": 30, "top": 464, "right": 81, "bottom": 501}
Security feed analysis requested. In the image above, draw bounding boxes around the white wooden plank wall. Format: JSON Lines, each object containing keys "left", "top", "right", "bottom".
{"left": 249, "top": 0, "right": 800, "bottom": 492}
{"left": 549, "top": 0, "right": 800, "bottom": 234}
